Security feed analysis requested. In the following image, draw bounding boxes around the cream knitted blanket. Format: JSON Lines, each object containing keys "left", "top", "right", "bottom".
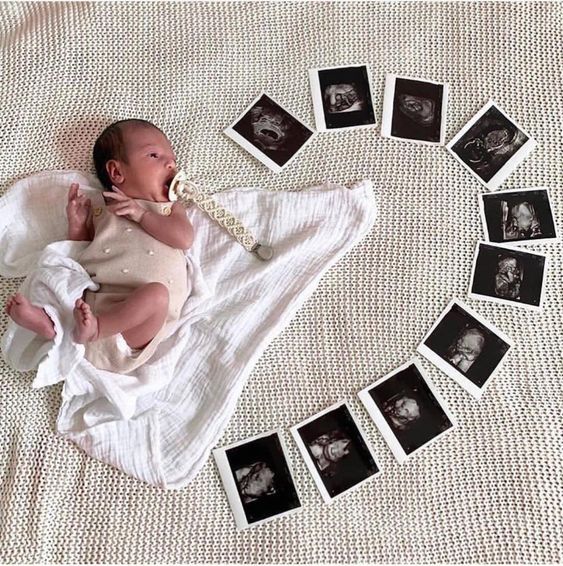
{"left": 0, "top": 1, "right": 561, "bottom": 563}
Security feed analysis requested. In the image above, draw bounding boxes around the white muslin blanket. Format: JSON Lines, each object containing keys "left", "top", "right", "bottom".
{"left": 0, "top": 170, "right": 376, "bottom": 489}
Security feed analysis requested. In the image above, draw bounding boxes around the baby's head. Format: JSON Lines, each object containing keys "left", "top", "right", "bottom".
{"left": 93, "top": 119, "right": 178, "bottom": 201}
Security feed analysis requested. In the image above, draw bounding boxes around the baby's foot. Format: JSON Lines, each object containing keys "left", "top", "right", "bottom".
{"left": 4, "top": 293, "right": 56, "bottom": 340}
{"left": 72, "top": 298, "right": 99, "bottom": 344}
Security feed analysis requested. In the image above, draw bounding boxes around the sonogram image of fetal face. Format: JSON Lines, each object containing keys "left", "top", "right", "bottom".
{"left": 308, "top": 430, "right": 352, "bottom": 472}
{"left": 397, "top": 93, "right": 435, "bottom": 126}
{"left": 446, "top": 327, "right": 485, "bottom": 373}
{"left": 323, "top": 83, "right": 365, "bottom": 113}
{"left": 249, "top": 104, "right": 293, "bottom": 151}
{"left": 382, "top": 394, "right": 421, "bottom": 430}
{"left": 230, "top": 93, "right": 314, "bottom": 168}
{"left": 495, "top": 256, "right": 523, "bottom": 299}
{"left": 235, "top": 461, "right": 276, "bottom": 504}
{"left": 503, "top": 201, "right": 542, "bottom": 241}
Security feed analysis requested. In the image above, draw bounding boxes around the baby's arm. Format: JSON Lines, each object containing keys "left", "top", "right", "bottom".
{"left": 104, "top": 188, "right": 192, "bottom": 249}
{"left": 139, "top": 202, "right": 194, "bottom": 250}
{"left": 67, "top": 183, "right": 93, "bottom": 241}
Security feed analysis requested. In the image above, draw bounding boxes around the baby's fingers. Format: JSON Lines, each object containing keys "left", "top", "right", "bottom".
{"left": 103, "top": 191, "right": 126, "bottom": 201}
{"left": 68, "top": 183, "right": 79, "bottom": 201}
{"left": 76, "top": 193, "right": 91, "bottom": 206}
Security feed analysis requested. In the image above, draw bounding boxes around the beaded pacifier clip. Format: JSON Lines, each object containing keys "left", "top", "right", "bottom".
{"left": 168, "top": 171, "right": 274, "bottom": 261}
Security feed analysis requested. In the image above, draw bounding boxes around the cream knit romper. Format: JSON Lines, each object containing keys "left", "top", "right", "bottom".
{"left": 77, "top": 190, "right": 190, "bottom": 374}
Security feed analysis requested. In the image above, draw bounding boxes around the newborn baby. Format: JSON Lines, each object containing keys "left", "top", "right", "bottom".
{"left": 4, "top": 119, "right": 193, "bottom": 374}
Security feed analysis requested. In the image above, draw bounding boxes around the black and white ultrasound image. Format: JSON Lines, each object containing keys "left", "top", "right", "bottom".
{"left": 424, "top": 303, "right": 511, "bottom": 388}
{"left": 225, "top": 433, "right": 301, "bottom": 525}
{"left": 482, "top": 190, "right": 557, "bottom": 243}
{"left": 451, "top": 105, "right": 528, "bottom": 182}
{"left": 297, "top": 404, "right": 379, "bottom": 499}
{"left": 232, "top": 93, "right": 314, "bottom": 167}
{"left": 391, "top": 78, "right": 444, "bottom": 142}
{"left": 368, "top": 364, "right": 453, "bottom": 455}
{"left": 471, "top": 243, "right": 546, "bottom": 307}
{"left": 318, "top": 66, "right": 376, "bottom": 129}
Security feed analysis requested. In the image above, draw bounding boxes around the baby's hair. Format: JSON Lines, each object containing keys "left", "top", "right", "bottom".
{"left": 93, "top": 119, "right": 165, "bottom": 190}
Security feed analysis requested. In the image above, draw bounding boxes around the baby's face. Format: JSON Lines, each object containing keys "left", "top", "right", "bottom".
{"left": 113, "top": 127, "right": 178, "bottom": 200}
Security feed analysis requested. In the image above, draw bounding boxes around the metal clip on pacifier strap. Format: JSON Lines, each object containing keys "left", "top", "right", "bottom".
{"left": 168, "top": 171, "right": 274, "bottom": 261}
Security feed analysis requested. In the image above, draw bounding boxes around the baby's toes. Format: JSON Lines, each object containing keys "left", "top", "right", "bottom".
{"left": 80, "top": 302, "right": 91, "bottom": 318}
{"left": 14, "top": 293, "right": 25, "bottom": 303}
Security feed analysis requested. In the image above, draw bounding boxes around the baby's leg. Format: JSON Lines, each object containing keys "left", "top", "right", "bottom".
{"left": 73, "top": 282, "right": 169, "bottom": 350}
{"left": 4, "top": 293, "right": 56, "bottom": 340}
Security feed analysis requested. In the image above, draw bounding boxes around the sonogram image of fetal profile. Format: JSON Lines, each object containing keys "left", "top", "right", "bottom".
{"left": 451, "top": 105, "right": 528, "bottom": 182}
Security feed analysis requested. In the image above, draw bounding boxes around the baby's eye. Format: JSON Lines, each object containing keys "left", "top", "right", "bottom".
{"left": 150, "top": 153, "right": 159, "bottom": 158}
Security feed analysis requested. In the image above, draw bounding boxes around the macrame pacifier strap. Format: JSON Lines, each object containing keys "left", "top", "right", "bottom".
{"left": 169, "top": 171, "right": 274, "bottom": 261}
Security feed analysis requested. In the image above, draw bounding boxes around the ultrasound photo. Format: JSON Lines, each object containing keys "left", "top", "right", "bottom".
{"left": 479, "top": 188, "right": 559, "bottom": 245}
{"left": 225, "top": 92, "right": 315, "bottom": 172}
{"left": 469, "top": 242, "right": 548, "bottom": 311}
{"left": 291, "top": 402, "right": 381, "bottom": 504}
{"left": 213, "top": 430, "right": 302, "bottom": 530}
{"left": 358, "top": 361, "right": 456, "bottom": 463}
{"left": 418, "top": 300, "right": 513, "bottom": 399}
{"left": 447, "top": 101, "right": 536, "bottom": 190}
{"left": 381, "top": 74, "right": 448, "bottom": 144}
{"left": 309, "top": 64, "right": 377, "bottom": 131}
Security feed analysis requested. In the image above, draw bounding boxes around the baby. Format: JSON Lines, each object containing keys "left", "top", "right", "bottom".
{"left": 4, "top": 119, "right": 193, "bottom": 373}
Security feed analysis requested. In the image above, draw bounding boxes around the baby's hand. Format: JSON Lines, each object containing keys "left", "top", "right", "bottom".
{"left": 103, "top": 186, "right": 147, "bottom": 223}
{"left": 67, "top": 183, "right": 91, "bottom": 227}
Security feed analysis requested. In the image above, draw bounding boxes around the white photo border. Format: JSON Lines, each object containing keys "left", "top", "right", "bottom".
{"left": 468, "top": 240, "right": 549, "bottom": 312}
{"left": 357, "top": 359, "right": 457, "bottom": 464}
{"left": 381, "top": 73, "right": 449, "bottom": 146}
{"left": 224, "top": 91, "right": 316, "bottom": 173}
{"left": 212, "top": 428, "right": 302, "bottom": 530}
{"left": 290, "top": 400, "right": 382, "bottom": 505}
{"left": 478, "top": 186, "right": 560, "bottom": 245}
{"left": 416, "top": 299, "right": 514, "bottom": 400}
{"left": 308, "top": 63, "right": 378, "bottom": 133}
{"left": 446, "top": 99, "right": 537, "bottom": 191}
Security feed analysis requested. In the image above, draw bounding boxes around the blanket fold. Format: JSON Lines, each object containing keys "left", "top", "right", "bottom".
{"left": 0, "top": 170, "right": 376, "bottom": 488}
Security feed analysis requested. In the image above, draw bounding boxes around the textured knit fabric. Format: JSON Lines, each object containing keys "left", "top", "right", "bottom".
{"left": 79, "top": 191, "right": 189, "bottom": 374}
{"left": 1, "top": 1, "right": 562, "bottom": 563}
